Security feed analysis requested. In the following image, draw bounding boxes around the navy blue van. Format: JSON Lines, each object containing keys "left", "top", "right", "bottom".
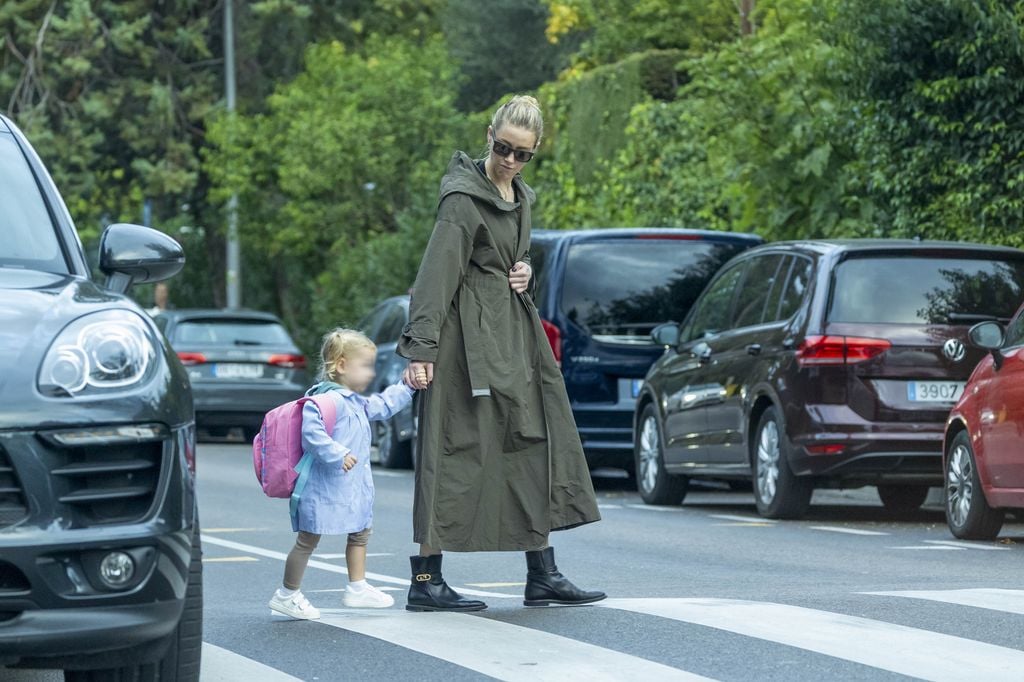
{"left": 529, "top": 229, "right": 763, "bottom": 472}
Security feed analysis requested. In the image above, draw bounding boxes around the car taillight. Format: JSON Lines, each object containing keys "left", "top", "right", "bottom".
{"left": 177, "top": 352, "right": 207, "bottom": 365}
{"left": 268, "top": 353, "right": 306, "bottom": 369}
{"left": 796, "top": 335, "right": 891, "bottom": 366}
{"left": 540, "top": 319, "right": 562, "bottom": 367}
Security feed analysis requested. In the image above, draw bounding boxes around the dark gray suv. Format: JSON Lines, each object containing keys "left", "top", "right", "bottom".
{"left": 0, "top": 114, "right": 201, "bottom": 679}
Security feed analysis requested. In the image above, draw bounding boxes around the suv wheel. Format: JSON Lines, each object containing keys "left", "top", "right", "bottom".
{"left": 635, "top": 403, "right": 688, "bottom": 505}
{"left": 65, "top": 524, "right": 203, "bottom": 682}
{"left": 877, "top": 484, "right": 930, "bottom": 512}
{"left": 375, "top": 419, "right": 411, "bottom": 469}
{"left": 945, "top": 431, "right": 1005, "bottom": 540}
{"left": 752, "top": 407, "right": 812, "bottom": 519}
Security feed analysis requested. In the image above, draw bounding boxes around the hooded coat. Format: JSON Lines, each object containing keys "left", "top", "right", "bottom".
{"left": 397, "top": 151, "right": 601, "bottom": 552}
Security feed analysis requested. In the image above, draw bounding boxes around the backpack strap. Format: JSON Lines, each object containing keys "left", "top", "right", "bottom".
{"left": 289, "top": 392, "right": 340, "bottom": 517}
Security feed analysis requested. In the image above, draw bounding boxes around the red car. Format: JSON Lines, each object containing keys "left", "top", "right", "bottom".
{"left": 944, "top": 308, "right": 1024, "bottom": 539}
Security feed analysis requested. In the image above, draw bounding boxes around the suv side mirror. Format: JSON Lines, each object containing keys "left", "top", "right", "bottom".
{"left": 968, "top": 321, "right": 1005, "bottom": 369}
{"left": 651, "top": 322, "right": 680, "bottom": 348}
{"left": 100, "top": 223, "right": 185, "bottom": 294}
{"left": 968, "top": 321, "right": 1004, "bottom": 350}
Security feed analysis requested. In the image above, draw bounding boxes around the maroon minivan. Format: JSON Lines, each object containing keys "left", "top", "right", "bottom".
{"left": 635, "top": 240, "right": 1024, "bottom": 519}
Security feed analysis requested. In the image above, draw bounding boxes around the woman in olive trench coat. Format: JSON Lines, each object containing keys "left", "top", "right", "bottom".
{"left": 398, "top": 96, "right": 605, "bottom": 612}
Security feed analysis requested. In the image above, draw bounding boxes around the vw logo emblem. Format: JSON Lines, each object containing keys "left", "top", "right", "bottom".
{"left": 943, "top": 338, "right": 966, "bottom": 363}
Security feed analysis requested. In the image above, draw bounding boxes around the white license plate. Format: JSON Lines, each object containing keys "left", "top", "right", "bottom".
{"left": 907, "top": 381, "right": 964, "bottom": 402}
{"left": 631, "top": 379, "right": 644, "bottom": 398}
{"left": 213, "top": 363, "right": 264, "bottom": 379}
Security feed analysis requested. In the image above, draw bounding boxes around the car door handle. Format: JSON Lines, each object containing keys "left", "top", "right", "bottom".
{"left": 746, "top": 343, "right": 762, "bottom": 356}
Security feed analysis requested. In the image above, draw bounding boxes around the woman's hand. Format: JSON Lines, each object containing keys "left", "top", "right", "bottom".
{"left": 509, "top": 261, "right": 532, "bottom": 294}
{"left": 403, "top": 361, "right": 434, "bottom": 390}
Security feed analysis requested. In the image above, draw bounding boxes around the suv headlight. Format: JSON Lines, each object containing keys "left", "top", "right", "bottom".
{"left": 38, "top": 310, "right": 157, "bottom": 397}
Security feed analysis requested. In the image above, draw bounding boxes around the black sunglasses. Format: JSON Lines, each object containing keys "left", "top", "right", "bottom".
{"left": 491, "top": 136, "right": 535, "bottom": 163}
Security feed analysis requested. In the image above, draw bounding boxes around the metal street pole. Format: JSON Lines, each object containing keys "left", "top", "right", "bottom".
{"left": 224, "top": 0, "right": 240, "bottom": 309}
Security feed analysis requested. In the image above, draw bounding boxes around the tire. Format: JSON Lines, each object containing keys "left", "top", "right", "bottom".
{"left": 752, "top": 407, "right": 812, "bottom": 519}
{"left": 877, "top": 484, "right": 930, "bottom": 512}
{"left": 375, "top": 418, "right": 411, "bottom": 469}
{"left": 635, "top": 403, "right": 688, "bottom": 505}
{"left": 65, "top": 524, "right": 203, "bottom": 682}
{"left": 945, "top": 431, "right": 1005, "bottom": 540}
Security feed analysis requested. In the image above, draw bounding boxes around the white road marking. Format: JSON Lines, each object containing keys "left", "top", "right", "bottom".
{"left": 201, "top": 534, "right": 516, "bottom": 599}
{"left": 598, "top": 504, "right": 623, "bottom": 509}
{"left": 626, "top": 504, "right": 684, "bottom": 513}
{"left": 203, "top": 556, "right": 259, "bottom": 563}
{"left": 809, "top": 526, "right": 889, "bottom": 536}
{"left": 711, "top": 522, "right": 775, "bottom": 527}
{"left": 864, "top": 588, "right": 1024, "bottom": 615}
{"left": 466, "top": 582, "right": 527, "bottom": 588}
{"left": 314, "top": 608, "right": 712, "bottom": 681}
{"left": 315, "top": 552, "right": 394, "bottom": 559}
{"left": 203, "top": 527, "right": 270, "bottom": 533}
{"left": 923, "top": 539, "right": 1011, "bottom": 551}
{"left": 202, "top": 642, "right": 301, "bottom": 681}
{"left": 709, "top": 514, "right": 776, "bottom": 523}
{"left": 601, "top": 598, "right": 1024, "bottom": 681}
{"left": 890, "top": 546, "right": 965, "bottom": 551}
{"left": 372, "top": 470, "right": 408, "bottom": 477}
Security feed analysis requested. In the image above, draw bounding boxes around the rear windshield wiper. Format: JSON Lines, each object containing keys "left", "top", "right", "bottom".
{"left": 947, "top": 312, "right": 1013, "bottom": 324}
{"left": 232, "top": 339, "right": 262, "bottom": 346}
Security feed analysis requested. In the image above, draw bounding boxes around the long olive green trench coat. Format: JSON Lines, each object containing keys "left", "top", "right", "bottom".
{"left": 397, "top": 151, "right": 601, "bottom": 552}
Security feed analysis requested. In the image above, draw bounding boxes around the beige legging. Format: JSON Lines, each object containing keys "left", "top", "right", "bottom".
{"left": 283, "top": 529, "right": 371, "bottom": 590}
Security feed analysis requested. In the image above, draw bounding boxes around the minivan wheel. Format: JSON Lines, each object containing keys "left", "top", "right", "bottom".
{"left": 375, "top": 419, "right": 411, "bottom": 469}
{"left": 635, "top": 403, "right": 688, "bottom": 505}
{"left": 752, "top": 407, "right": 812, "bottom": 520}
{"left": 945, "top": 432, "right": 1005, "bottom": 540}
{"left": 877, "top": 484, "right": 930, "bottom": 512}
{"left": 64, "top": 525, "right": 203, "bottom": 682}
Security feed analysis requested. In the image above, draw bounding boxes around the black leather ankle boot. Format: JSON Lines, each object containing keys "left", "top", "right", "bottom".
{"left": 524, "top": 547, "right": 606, "bottom": 607}
{"left": 406, "top": 554, "right": 487, "bottom": 612}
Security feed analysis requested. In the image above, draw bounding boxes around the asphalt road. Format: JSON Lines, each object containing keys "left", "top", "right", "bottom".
{"left": 10, "top": 442, "right": 1024, "bottom": 681}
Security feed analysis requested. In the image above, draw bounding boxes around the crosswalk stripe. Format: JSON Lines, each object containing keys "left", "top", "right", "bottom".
{"left": 200, "top": 534, "right": 517, "bottom": 599}
{"left": 314, "top": 608, "right": 713, "bottom": 681}
{"left": 923, "top": 539, "right": 1010, "bottom": 551}
{"left": 865, "top": 588, "right": 1024, "bottom": 615}
{"left": 600, "top": 598, "right": 1024, "bottom": 681}
{"left": 809, "top": 526, "right": 889, "bottom": 536}
{"left": 202, "top": 642, "right": 301, "bottom": 681}
{"left": 708, "top": 514, "right": 776, "bottom": 523}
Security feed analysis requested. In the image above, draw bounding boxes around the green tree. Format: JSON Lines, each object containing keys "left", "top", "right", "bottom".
{"left": 206, "top": 35, "right": 465, "bottom": 350}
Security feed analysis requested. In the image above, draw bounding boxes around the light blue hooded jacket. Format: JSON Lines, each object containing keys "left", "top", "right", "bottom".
{"left": 291, "top": 380, "right": 414, "bottom": 535}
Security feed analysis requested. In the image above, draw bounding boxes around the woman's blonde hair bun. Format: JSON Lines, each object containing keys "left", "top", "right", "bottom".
{"left": 491, "top": 95, "right": 544, "bottom": 146}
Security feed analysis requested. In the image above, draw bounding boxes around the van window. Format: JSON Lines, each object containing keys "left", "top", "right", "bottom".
{"left": 829, "top": 256, "right": 1024, "bottom": 325}
{"left": 684, "top": 262, "right": 746, "bottom": 342}
{"left": 560, "top": 239, "right": 747, "bottom": 343}
{"left": 775, "top": 256, "right": 813, "bottom": 321}
{"left": 731, "top": 255, "right": 786, "bottom": 328}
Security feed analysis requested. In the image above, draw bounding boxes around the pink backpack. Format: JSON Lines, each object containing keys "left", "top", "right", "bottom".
{"left": 252, "top": 394, "right": 337, "bottom": 498}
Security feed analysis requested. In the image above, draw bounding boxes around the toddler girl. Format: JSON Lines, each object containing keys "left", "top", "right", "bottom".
{"left": 269, "top": 328, "right": 415, "bottom": 618}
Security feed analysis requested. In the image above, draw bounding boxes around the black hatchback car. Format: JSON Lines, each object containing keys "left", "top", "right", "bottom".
{"left": 529, "top": 228, "right": 762, "bottom": 472}
{"left": 636, "top": 240, "right": 1024, "bottom": 519}
{"left": 0, "top": 115, "right": 201, "bottom": 678}
{"left": 155, "top": 309, "right": 308, "bottom": 441}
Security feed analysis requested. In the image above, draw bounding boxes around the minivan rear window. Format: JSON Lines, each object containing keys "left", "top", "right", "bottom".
{"left": 561, "top": 239, "right": 747, "bottom": 341}
{"left": 828, "top": 255, "right": 1024, "bottom": 325}
{"left": 175, "top": 320, "right": 294, "bottom": 346}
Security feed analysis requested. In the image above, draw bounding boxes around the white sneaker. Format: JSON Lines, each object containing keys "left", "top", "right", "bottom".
{"left": 269, "top": 590, "right": 321, "bottom": 620}
{"left": 342, "top": 583, "right": 395, "bottom": 609}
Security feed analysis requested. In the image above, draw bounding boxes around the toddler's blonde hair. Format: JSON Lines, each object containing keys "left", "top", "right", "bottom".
{"left": 319, "top": 327, "right": 376, "bottom": 382}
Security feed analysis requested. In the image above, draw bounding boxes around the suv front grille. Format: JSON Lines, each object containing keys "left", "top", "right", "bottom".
{"left": 49, "top": 438, "right": 164, "bottom": 526}
{"left": 0, "top": 447, "right": 28, "bottom": 529}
